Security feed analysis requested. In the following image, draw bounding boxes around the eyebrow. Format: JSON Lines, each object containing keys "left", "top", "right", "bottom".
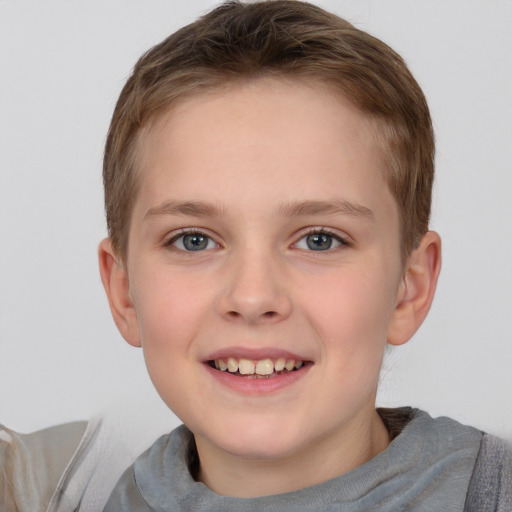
{"left": 144, "top": 199, "right": 374, "bottom": 221}
{"left": 277, "top": 200, "right": 374, "bottom": 220}
{"left": 145, "top": 201, "right": 227, "bottom": 219}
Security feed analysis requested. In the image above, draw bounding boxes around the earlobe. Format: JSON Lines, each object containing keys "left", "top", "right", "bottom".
{"left": 387, "top": 231, "right": 442, "bottom": 346}
{"left": 98, "top": 239, "right": 141, "bottom": 347}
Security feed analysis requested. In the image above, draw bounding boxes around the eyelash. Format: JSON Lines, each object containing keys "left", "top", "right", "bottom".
{"left": 164, "top": 227, "right": 350, "bottom": 252}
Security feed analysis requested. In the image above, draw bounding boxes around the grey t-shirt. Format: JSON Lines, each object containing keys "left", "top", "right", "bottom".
{"left": 103, "top": 408, "right": 502, "bottom": 511}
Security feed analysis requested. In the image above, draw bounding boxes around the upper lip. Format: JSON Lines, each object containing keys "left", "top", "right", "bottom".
{"left": 204, "top": 346, "right": 312, "bottom": 363}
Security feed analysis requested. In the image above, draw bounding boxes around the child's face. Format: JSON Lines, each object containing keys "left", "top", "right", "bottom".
{"left": 121, "top": 79, "right": 406, "bottom": 464}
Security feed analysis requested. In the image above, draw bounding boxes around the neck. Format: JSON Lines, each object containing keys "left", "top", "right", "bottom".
{"left": 196, "top": 409, "right": 390, "bottom": 498}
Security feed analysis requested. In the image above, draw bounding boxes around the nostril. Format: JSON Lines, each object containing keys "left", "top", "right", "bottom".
{"left": 226, "top": 310, "right": 278, "bottom": 320}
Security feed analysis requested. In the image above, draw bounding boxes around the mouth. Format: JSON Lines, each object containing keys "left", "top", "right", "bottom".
{"left": 208, "top": 357, "right": 309, "bottom": 379}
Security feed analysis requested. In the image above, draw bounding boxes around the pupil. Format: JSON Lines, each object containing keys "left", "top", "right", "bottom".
{"left": 183, "top": 234, "right": 208, "bottom": 251}
{"left": 306, "top": 233, "right": 332, "bottom": 251}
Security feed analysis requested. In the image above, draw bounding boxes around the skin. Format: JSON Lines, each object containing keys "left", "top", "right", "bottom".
{"left": 99, "top": 78, "right": 441, "bottom": 497}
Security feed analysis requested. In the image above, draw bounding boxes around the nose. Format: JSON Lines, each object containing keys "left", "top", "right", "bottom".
{"left": 216, "top": 249, "right": 292, "bottom": 325}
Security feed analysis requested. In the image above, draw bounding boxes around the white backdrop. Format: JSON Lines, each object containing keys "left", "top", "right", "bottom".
{"left": 1, "top": 0, "right": 511, "bottom": 442}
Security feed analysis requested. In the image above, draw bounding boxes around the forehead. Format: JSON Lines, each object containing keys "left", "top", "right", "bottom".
{"left": 133, "top": 78, "right": 395, "bottom": 223}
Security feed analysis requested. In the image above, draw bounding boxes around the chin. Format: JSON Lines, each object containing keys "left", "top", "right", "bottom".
{"left": 206, "top": 417, "right": 309, "bottom": 460}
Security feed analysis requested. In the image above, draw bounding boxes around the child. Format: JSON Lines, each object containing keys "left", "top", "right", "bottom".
{"left": 97, "top": 1, "right": 511, "bottom": 510}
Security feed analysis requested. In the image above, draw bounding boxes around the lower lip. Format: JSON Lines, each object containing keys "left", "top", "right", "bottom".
{"left": 204, "top": 363, "right": 311, "bottom": 395}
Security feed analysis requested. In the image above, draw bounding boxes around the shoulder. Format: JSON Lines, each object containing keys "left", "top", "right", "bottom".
{"left": 465, "top": 433, "right": 512, "bottom": 512}
{"left": 104, "top": 424, "right": 194, "bottom": 511}
{"left": 103, "top": 465, "right": 153, "bottom": 511}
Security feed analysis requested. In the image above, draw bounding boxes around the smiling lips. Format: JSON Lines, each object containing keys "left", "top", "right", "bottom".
{"left": 210, "top": 357, "right": 305, "bottom": 379}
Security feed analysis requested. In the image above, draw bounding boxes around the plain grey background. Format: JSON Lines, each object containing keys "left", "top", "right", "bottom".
{"left": 1, "top": 0, "right": 511, "bottom": 441}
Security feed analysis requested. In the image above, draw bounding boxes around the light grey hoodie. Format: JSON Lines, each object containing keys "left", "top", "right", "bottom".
{"left": 103, "top": 409, "right": 512, "bottom": 511}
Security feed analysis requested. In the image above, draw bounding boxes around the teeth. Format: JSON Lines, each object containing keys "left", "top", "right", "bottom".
{"left": 284, "top": 359, "right": 296, "bottom": 371}
{"left": 255, "top": 358, "right": 274, "bottom": 375}
{"left": 274, "top": 357, "right": 286, "bottom": 372}
{"left": 238, "top": 358, "right": 255, "bottom": 375}
{"left": 227, "top": 357, "right": 238, "bottom": 373}
{"left": 212, "top": 357, "right": 306, "bottom": 375}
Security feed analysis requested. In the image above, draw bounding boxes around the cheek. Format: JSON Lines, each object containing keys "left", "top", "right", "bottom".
{"left": 301, "top": 269, "right": 396, "bottom": 412}
{"left": 129, "top": 269, "right": 213, "bottom": 414}
{"left": 131, "top": 269, "right": 211, "bottom": 353}
{"left": 303, "top": 265, "right": 397, "bottom": 362}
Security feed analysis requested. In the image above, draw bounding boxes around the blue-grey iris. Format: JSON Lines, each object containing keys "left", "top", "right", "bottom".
{"left": 306, "top": 233, "right": 333, "bottom": 250}
{"left": 183, "top": 234, "right": 209, "bottom": 251}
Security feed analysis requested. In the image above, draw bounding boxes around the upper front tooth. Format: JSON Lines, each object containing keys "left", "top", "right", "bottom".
{"left": 238, "top": 358, "right": 256, "bottom": 375}
{"left": 218, "top": 359, "right": 228, "bottom": 371}
{"left": 255, "top": 358, "right": 274, "bottom": 375}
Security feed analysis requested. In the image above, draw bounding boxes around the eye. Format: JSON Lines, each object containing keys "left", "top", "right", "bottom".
{"left": 167, "top": 231, "right": 218, "bottom": 252}
{"left": 295, "top": 230, "right": 347, "bottom": 251}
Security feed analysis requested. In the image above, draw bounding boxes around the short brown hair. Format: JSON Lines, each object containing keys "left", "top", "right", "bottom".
{"left": 103, "top": 0, "right": 434, "bottom": 264}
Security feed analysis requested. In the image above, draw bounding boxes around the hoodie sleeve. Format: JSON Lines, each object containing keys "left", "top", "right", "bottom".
{"left": 464, "top": 433, "right": 512, "bottom": 512}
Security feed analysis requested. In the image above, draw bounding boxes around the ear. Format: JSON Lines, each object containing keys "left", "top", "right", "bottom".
{"left": 387, "top": 231, "right": 442, "bottom": 346}
{"left": 98, "top": 238, "right": 141, "bottom": 347}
